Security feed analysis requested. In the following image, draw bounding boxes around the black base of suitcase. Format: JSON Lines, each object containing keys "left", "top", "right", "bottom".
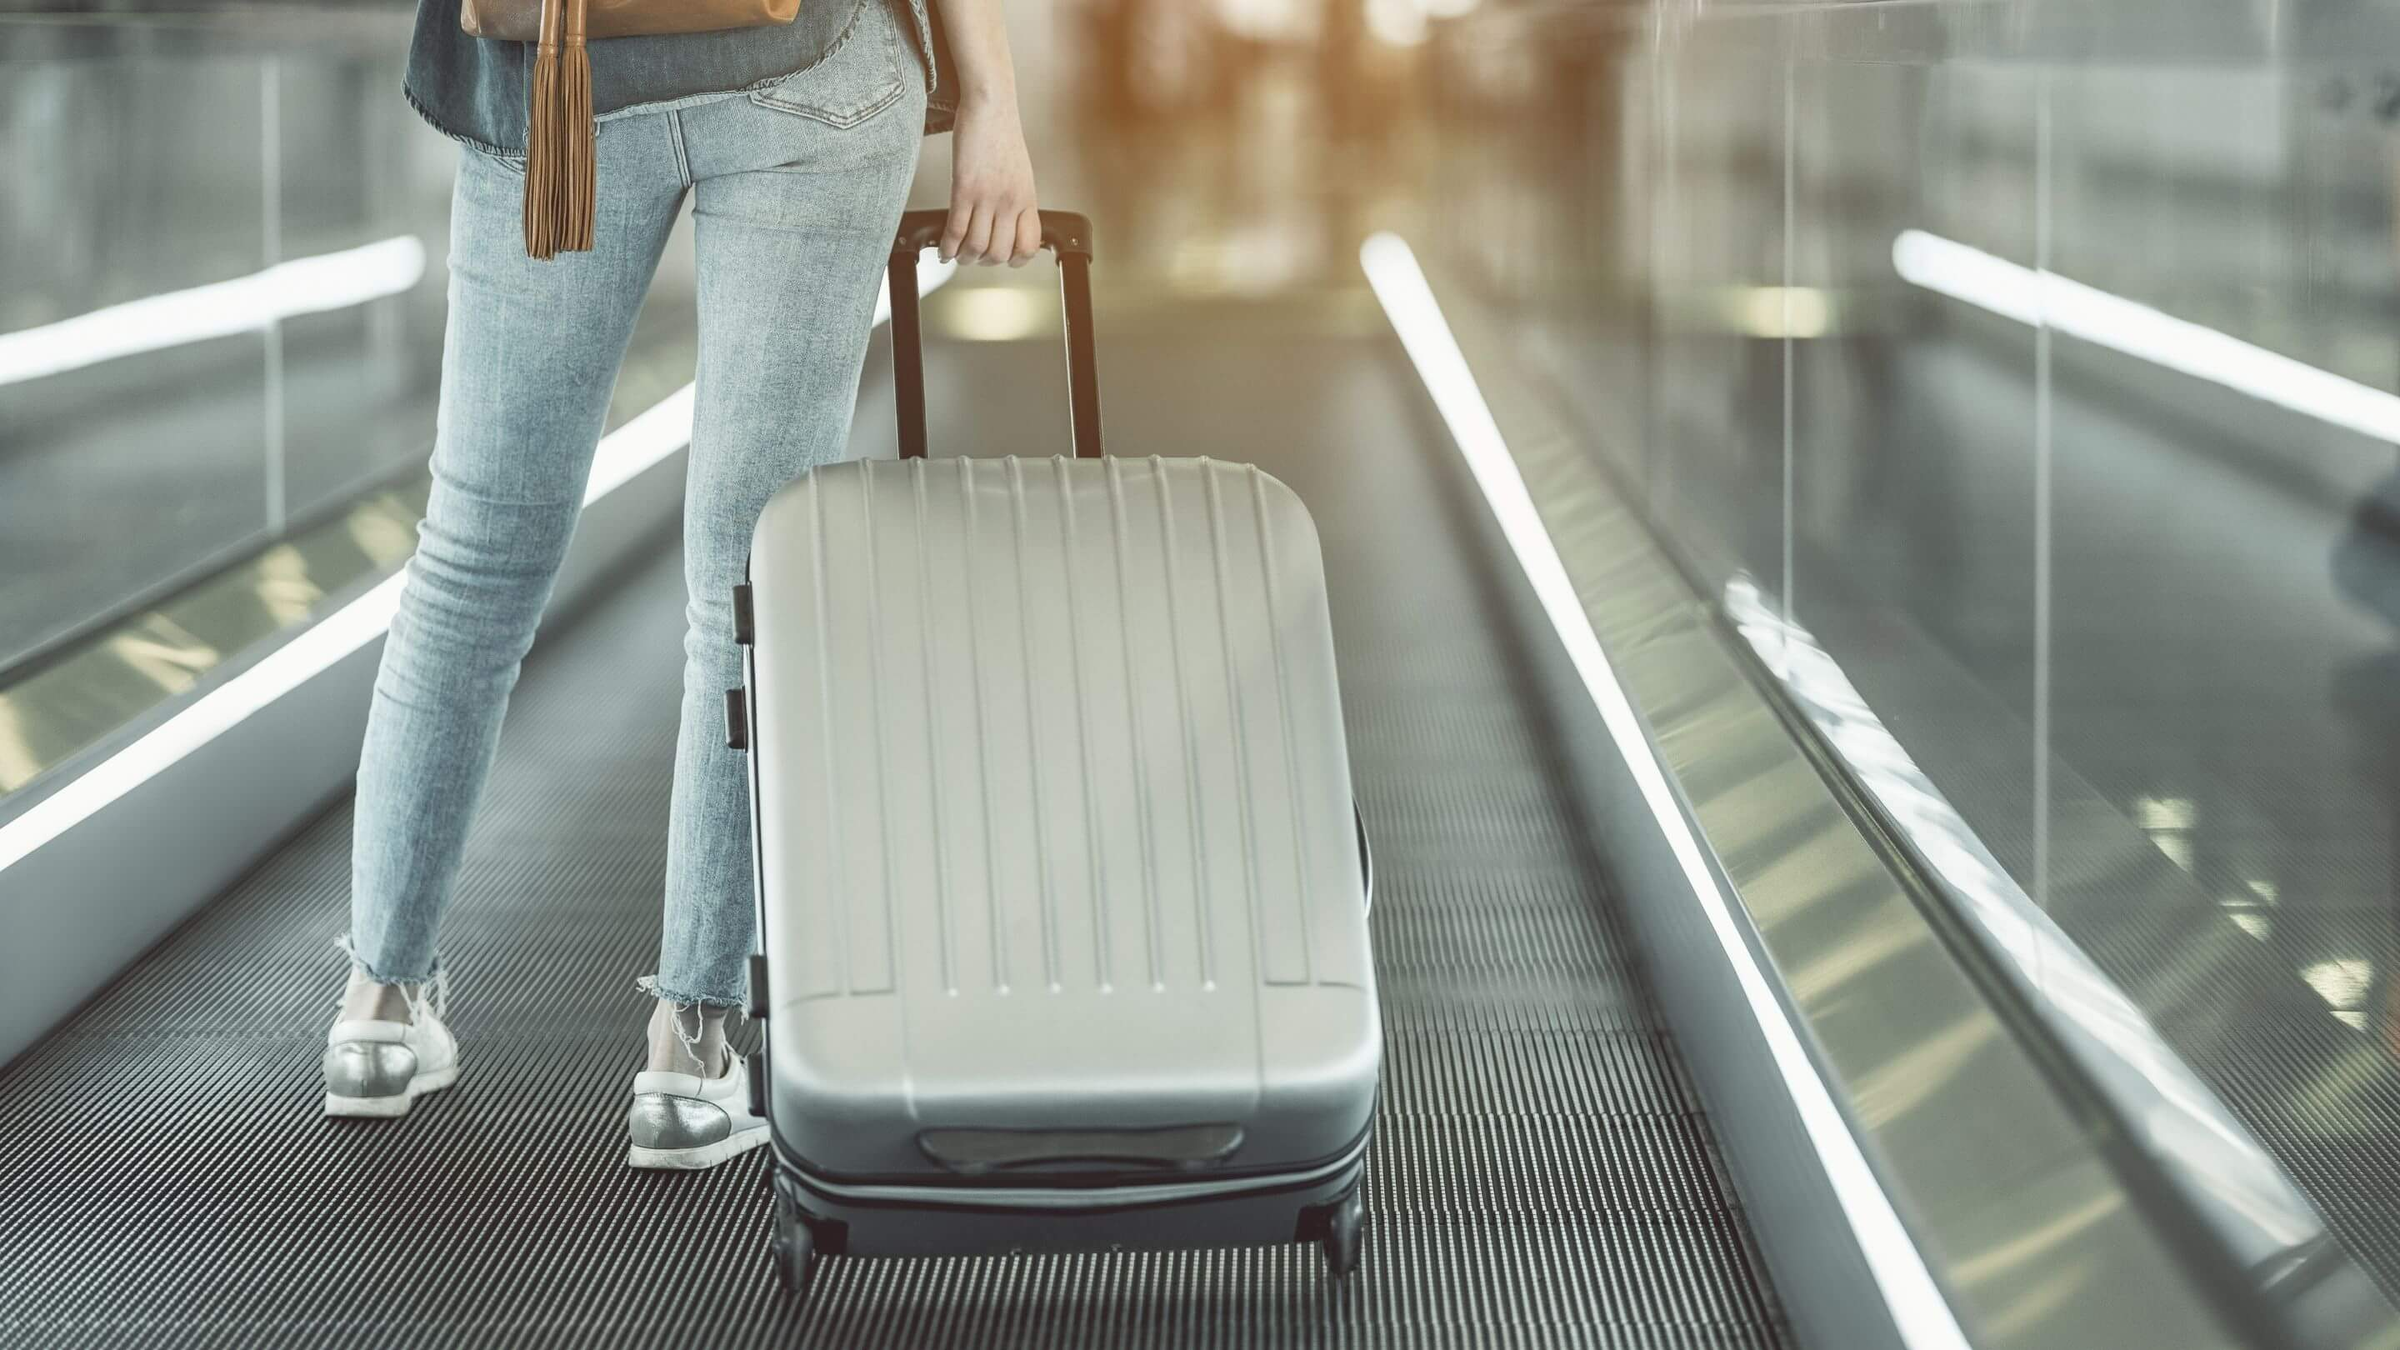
{"left": 768, "top": 1159, "right": 1369, "bottom": 1295}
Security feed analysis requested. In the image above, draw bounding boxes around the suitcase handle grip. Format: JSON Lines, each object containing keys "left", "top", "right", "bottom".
{"left": 893, "top": 208, "right": 1094, "bottom": 261}
{"left": 886, "top": 209, "right": 1104, "bottom": 462}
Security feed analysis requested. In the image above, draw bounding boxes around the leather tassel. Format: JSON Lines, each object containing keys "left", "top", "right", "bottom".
{"left": 557, "top": 11, "right": 594, "bottom": 252}
{"left": 523, "top": 0, "right": 595, "bottom": 258}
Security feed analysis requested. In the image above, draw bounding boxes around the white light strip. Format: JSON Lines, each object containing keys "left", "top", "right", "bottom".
{"left": 1893, "top": 228, "right": 2400, "bottom": 446}
{"left": 0, "top": 575, "right": 404, "bottom": 874}
{"left": 0, "top": 236, "right": 429, "bottom": 388}
{"left": 1360, "top": 232, "right": 1970, "bottom": 1350}
{"left": 582, "top": 383, "right": 699, "bottom": 508}
{"left": 0, "top": 252, "right": 959, "bottom": 874}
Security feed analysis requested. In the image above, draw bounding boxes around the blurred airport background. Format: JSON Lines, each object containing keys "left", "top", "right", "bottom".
{"left": 12, "top": 1, "right": 2400, "bottom": 1345}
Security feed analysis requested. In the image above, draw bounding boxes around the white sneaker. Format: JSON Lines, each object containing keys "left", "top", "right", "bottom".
{"left": 625, "top": 1055, "right": 771, "bottom": 1170}
{"left": 322, "top": 1011, "right": 460, "bottom": 1118}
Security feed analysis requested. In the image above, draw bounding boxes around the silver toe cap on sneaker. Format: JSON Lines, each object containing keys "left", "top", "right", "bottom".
{"left": 627, "top": 1093, "right": 731, "bottom": 1150}
{"left": 323, "top": 1041, "right": 416, "bottom": 1098}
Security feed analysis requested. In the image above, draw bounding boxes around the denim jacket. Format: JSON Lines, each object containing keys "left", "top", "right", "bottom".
{"left": 403, "top": 0, "right": 955, "bottom": 156}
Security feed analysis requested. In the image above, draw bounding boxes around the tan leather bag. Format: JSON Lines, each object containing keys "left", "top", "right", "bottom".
{"left": 461, "top": 0, "right": 797, "bottom": 43}
{"left": 469, "top": 0, "right": 800, "bottom": 259}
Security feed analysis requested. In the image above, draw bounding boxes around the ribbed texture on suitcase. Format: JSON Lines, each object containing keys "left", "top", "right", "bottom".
{"left": 751, "top": 456, "right": 1366, "bottom": 1007}
{"left": 746, "top": 456, "right": 1377, "bottom": 1174}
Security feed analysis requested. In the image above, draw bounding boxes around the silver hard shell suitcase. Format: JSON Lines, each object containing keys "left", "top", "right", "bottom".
{"left": 729, "top": 211, "right": 1379, "bottom": 1293}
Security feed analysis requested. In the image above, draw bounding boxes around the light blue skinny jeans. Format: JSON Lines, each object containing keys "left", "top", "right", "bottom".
{"left": 348, "top": 0, "right": 925, "bottom": 1008}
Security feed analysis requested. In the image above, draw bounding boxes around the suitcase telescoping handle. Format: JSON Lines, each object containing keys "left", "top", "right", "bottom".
{"left": 886, "top": 208, "right": 1103, "bottom": 461}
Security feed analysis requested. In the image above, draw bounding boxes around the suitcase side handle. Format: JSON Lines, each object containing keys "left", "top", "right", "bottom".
{"left": 886, "top": 208, "right": 1104, "bottom": 463}
{"left": 917, "top": 1123, "right": 1243, "bottom": 1175}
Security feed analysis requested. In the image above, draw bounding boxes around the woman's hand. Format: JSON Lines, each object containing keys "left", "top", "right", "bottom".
{"left": 943, "top": 94, "right": 1040, "bottom": 267}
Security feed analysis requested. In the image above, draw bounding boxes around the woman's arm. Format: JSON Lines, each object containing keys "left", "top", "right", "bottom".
{"left": 930, "top": 0, "right": 1041, "bottom": 266}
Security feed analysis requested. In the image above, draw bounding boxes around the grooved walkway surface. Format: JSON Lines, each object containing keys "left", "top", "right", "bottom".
{"left": 0, "top": 334, "right": 1789, "bottom": 1348}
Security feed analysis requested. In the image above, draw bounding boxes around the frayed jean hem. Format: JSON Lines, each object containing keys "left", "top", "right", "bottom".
{"left": 634, "top": 974, "right": 745, "bottom": 1011}
{"left": 334, "top": 935, "right": 442, "bottom": 987}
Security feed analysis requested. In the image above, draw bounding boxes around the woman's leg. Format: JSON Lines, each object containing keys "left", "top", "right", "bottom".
{"left": 344, "top": 129, "right": 687, "bottom": 1012}
{"left": 639, "top": 9, "right": 928, "bottom": 1072}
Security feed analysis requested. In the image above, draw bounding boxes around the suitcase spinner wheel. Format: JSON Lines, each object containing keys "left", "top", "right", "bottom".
{"left": 1322, "top": 1186, "right": 1368, "bottom": 1277}
{"left": 770, "top": 1177, "right": 817, "bottom": 1294}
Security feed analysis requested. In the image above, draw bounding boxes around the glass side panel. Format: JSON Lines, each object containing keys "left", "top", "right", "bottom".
{"left": 0, "top": 13, "right": 701, "bottom": 792}
{"left": 1426, "top": 0, "right": 2400, "bottom": 1306}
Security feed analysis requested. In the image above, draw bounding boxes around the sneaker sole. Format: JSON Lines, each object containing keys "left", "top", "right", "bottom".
{"left": 323, "top": 1063, "right": 460, "bottom": 1119}
{"left": 626, "top": 1125, "right": 772, "bottom": 1171}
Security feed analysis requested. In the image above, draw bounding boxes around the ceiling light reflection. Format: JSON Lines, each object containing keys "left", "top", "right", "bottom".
{"left": 1365, "top": 0, "right": 1428, "bottom": 46}
{"left": 1894, "top": 228, "right": 2400, "bottom": 446}
{"left": 0, "top": 236, "right": 427, "bottom": 388}
{"left": 2303, "top": 959, "right": 2372, "bottom": 1020}
{"left": 942, "top": 288, "right": 1051, "bottom": 342}
{"left": 1734, "top": 286, "right": 1830, "bottom": 339}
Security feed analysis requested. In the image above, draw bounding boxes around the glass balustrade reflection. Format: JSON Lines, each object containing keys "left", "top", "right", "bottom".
{"left": 1425, "top": 0, "right": 2400, "bottom": 1307}
{"left": 1, "top": 17, "right": 450, "bottom": 674}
